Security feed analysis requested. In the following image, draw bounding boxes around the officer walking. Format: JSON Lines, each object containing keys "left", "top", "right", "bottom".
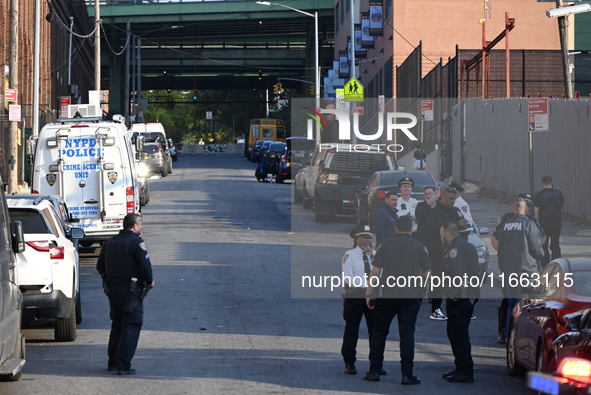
{"left": 373, "top": 191, "right": 398, "bottom": 247}
{"left": 491, "top": 197, "right": 545, "bottom": 343}
{"left": 534, "top": 175, "right": 565, "bottom": 267}
{"left": 363, "top": 216, "right": 430, "bottom": 385}
{"left": 97, "top": 213, "right": 155, "bottom": 375}
{"left": 440, "top": 222, "right": 480, "bottom": 383}
{"left": 341, "top": 225, "right": 378, "bottom": 375}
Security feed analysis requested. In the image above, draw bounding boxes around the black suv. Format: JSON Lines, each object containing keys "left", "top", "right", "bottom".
{"left": 302, "top": 143, "right": 400, "bottom": 222}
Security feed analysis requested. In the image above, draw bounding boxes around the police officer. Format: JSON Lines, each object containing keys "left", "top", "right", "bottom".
{"left": 449, "top": 181, "right": 474, "bottom": 228}
{"left": 425, "top": 187, "right": 469, "bottom": 320}
{"left": 534, "top": 175, "right": 565, "bottom": 267}
{"left": 373, "top": 191, "right": 398, "bottom": 248}
{"left": 397, "top": 177, "right": 419, "bottom": 232}
{"left": 341, "top": 225, "right": 378, "bottom": 375}
{"left": 491, "top": 198, "right": 544, "bottom": 343}
{"left": 363, "top": 216, "right": 431, "bottom": 385}
{"left": 440, "top": 221, "right": 480, "bottom": 383}
{"left": 97, "top": 213, "right": 155, "bottom": 375}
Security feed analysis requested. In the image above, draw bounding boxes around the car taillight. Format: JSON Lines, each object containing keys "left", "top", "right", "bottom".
{"left": 558, "top": 358, "right": 591, "bottom": 384}
{"left": 26, "top": 241, "right": 64, "bottom": 259}
{"left": 377, "top": 190, "right": 386, "bottom": 199}
{"left": 126, "top": 187, "right": 134, "bottom": 213}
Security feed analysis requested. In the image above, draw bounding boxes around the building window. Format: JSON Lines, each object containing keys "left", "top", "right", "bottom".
{"left": 335, "top": 2, "right": 340, "bottom": 34}
{"left": 385, "top": 0, "right": 392, "bottom": 20}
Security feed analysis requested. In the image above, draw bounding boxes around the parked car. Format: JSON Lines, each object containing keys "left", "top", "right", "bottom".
{"left": 277, "top": 137, "right": 316, "bottom": 184}
{"left": 249, "top": 140, "right": 269, "bottom": 162}
{"left": 8, "top": 199, "right": 85, "bottom": 341}
{"left": 549, "top": 308, "right": 591, "bottom": 368}
{"left": 302, "top": 143, "right": 401, "bottom": 222}
{"left": 0, "top": 179, "right": 26, "bottom": 381}
{"left": 468, "top": 226, "right": 490, "bottom": 275}
{"left": 507, "top": 258, "right": 591, "bottom": 376}
{"left": 527, "top": 356, "right": 591, "bottom": 395}
{"left": 355, "top": 170, "right": 440, "bottom": 226}
{"left": 142, "top": 142, "right": 169, "bottom": 177}
{"left": 7, "top": 194, "right": 77, "bottom": 235}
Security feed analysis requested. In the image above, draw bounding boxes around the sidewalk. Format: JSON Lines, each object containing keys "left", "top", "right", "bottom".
{"left": 461, "top": 183, "right": 591, "bottom": 289}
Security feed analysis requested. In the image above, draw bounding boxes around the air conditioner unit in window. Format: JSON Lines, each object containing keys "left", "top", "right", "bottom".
{"left": 67, "top": 104, "right": 100, "bottom": 118}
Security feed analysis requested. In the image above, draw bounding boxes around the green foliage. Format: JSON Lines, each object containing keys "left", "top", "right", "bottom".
{"left": 141, "top": 89, "right": 268, "bottom": 144}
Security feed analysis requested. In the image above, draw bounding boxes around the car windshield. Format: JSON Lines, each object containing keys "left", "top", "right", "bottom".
{"left": 571, "top": 270, "right": 591, "bottom": 297}
{"left": 380, "top": 172, "right": 436, "bottom": 187}
{"left": 269, "top": 143, "right": 285, "bottom": 153}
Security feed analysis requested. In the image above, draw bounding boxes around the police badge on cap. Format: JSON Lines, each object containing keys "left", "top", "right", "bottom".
{"left": 350, "top": 225, "right": 374, "bottom": 238}
{"left": 398, "top": 177, "right": 414, "bottom": 188}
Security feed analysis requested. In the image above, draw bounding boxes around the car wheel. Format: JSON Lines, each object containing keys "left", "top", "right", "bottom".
{"left": 294, "top": 186, "right": 303, "bottom": 203}
{"left": 160, "top": 167, "right": 167, "bottom": 177}
{"left": 75, "top": 289, "right": 82, "bottom": 325}
{"left": 276, "top": 173, "right": 284, "bottom": 184}
{"left": 536, "top": 343, "right": 548, "bottom": 373}
{"left": 167, "top": 161, "right": 172, "bottom": 174}
{"left": 507, "top": 322, "right": 526, "bottom": 376}
{"left": 55, "top": 296, "right": 77, "bottom": 342}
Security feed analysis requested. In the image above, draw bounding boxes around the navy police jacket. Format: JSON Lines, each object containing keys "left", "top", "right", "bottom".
{"left": 494, "top": 213, "right": 544, "bottom": 276}
{"left": 97, "top": 229, "right": 153, "bottom": 285}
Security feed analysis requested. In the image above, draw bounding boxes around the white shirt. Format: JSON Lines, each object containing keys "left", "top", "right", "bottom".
{"left": 397, "top": 196, "right": 419, "bottom": 231}
{"left": 454, "top": 195, "right": 474, "bottom": 227}
{"left": 342, "top": 246, "right": 375, "bottom": 289}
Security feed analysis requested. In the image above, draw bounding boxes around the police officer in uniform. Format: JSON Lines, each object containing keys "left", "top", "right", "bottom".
{"left": 341, "top": 225, "right": 379, "bottom": 375}
{"left": 97, "top": 213, "right": 155, "bottom": 375}
{"left": 363, "top": 216, "right": 430, "bottom": 385}
{"left": 373, "top": 191, "right": 398, "bottom": 248}
{"left": 449, "top": 182, "right": 474, "bottom": 228}
{"left": 396, "top": 177, "right": 419, "bottom": 232}
{"left": 440, "top": 221, "right": 480, "bottom": 383}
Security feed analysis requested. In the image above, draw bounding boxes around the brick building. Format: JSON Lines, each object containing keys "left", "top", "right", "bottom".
{"left": 0, "top": 0, "right": 94, "bottom": 186}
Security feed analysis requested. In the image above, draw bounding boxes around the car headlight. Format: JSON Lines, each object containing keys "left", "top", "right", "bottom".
{"left": 137, "top": 162, "right": 148, "bottom": 177}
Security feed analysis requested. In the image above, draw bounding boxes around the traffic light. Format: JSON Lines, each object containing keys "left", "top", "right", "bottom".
{"left": 193, "top": 89, "right": 197, "bottom": 101}
{"left": 277, "top": 83, "right": 283, "bottom": 94}
{"left": 309, "top": 85, "right": 315, "bottom": 96}
{"left": 273, "top": 83, "right": 279, "bottom": 95}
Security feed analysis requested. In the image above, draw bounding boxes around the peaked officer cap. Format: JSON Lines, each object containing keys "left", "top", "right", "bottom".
{"left": 398, "top": 177, "right": 415, "bottom": 187}
{"left": 350, "top": 225, "right": 374, "bottom": 238}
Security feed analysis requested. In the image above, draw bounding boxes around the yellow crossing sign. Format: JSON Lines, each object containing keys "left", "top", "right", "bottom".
{"left": 344, "top": 77, "right": 364, "bottom": 102}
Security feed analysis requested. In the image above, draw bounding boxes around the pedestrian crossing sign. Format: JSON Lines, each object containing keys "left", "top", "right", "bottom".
{"left": 344, "top": 77, "right": 364, "bottom": 102}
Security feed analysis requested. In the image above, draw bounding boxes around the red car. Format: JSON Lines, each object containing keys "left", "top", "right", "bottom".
{"left": 507, "top": 258, "right": 591, "bottom": 376}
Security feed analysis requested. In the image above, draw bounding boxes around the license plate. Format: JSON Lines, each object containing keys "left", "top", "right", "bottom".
{"left": 528, "top": 372, "right": 564, "bottom": 395}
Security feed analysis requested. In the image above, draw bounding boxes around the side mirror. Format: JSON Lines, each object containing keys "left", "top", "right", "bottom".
{"left": 70, "top": 227, "right": 85, "bottom": 240}
{"left": 565, "top": 312, "right": 583, "bottom": 331}
{"left": 10, "top": 221, "right": 25, "bottom": 253}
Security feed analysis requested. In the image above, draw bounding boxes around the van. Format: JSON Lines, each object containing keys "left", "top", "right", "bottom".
{"left": 302, "top": 143, "right": 400, "bottom": 222}
{"left": 131, "top": 123, "right": 172, "bottom": 175}
{"left": 0, "top": 176, "right": 26, "bottom": 380}
{"left": 28, "top": 116, "right": 141, "bottom": 246}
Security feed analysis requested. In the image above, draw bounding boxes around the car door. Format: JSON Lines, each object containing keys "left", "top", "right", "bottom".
{"left": 43, "top": 207, "right": 78, "bottom": 295}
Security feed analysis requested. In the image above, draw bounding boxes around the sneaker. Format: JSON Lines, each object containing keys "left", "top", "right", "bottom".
{"left": 430, "top": 308, "right": 447, "bottom": 321}
{"left": 471, "top": 315, "right": 476, "bottom": 320}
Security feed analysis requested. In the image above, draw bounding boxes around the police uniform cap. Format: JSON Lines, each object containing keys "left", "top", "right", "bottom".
{"left": 350, "top": 225, "right": 374, "bottom": 238}
{"left": 517, "top": 193, "right": 533, "bottom": 204}
{"left": 398, "top": 177, "right": 414, "bottom": 187}
{"left": 447, "top": 181, "right": 465, "bottom": 193}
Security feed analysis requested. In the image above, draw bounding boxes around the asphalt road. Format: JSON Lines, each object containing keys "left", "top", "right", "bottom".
{"left": 5, "top": 154, "right": 589, "bottom": 394}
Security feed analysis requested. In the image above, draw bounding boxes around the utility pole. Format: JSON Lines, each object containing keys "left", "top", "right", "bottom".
{"left": 8, "top": 0, "right": 19, "bottom": 193}
{"left": 556, "top": 0, "right": 573, "bottom": 98}
{"left": 95, "top": 0, "right": 101, "bottom": 92}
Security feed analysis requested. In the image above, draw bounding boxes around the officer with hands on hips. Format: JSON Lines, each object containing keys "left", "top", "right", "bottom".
{"left": 97, "top": 213, "right": 155, "bottom": 375}
{"left": 341, "top": 225, "right": 384, "bottom": 376}
{"left": 440, "top": 221, "right": 480, "bottom": 383}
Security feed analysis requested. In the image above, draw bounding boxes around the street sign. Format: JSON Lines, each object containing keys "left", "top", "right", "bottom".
{"left": 335, "top": 90, "right": 349, "bottom": 110}
{"left": 4, "top": 88, "right": 16, "bottom": 102}
{"left": 60, "top": 96, "right": 71, "bottom": 118}
{"left": 421, "top": 100, "right": 434, "bottom": 121}
{"left": 352, "top": 107, "right": 364, "bottom": 115}
{"left": 528, "top": 98, "right": 549, "bottom": 132}
{"left": 206, "top": 111, "right": 212, "bottom": 120}
{"left": 378, "top": 95, "right": 385, "bottom": 113}
{"left": 344, "top": 77, "right": 364, "bottom": 102}
{"left": 9, "top": 104, "right": 21, "bottom": 122}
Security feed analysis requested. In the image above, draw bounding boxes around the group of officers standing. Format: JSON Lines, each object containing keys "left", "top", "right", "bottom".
{"left": 339, "top": 174, "right": 565, "bottom": 386}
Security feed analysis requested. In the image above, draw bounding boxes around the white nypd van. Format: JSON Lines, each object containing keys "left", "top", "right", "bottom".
{"left": 28, "top": 112, "right": 141, "bottom": 246}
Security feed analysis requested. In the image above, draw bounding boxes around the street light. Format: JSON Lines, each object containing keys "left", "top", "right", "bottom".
{"left": 256, "top": 1, "right": 320, "bottom": 144}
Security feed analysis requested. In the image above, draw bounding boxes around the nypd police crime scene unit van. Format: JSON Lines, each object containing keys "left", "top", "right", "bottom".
{"left": 28, "top": 111, "right": 141, "bottom": 246}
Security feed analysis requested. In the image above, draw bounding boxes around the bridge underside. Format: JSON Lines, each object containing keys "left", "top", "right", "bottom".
{"left": 93, "top": 1, "right": 334, "bottom": 112}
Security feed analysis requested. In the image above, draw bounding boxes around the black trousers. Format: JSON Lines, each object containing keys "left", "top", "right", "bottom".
{"left": 368, "top": 298, "right": 421, "bottom": 376}
{"left": 446, "top": 298, "right": 474, "bottom": 377}
{"left": 540, "top": 219, "right": 561, "bottom": 267}
{"left": 107, "top": 285, "right": 144, "bottom": 371}
{"left": 341, "top": 298, "right": 375, "bottom": 364}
